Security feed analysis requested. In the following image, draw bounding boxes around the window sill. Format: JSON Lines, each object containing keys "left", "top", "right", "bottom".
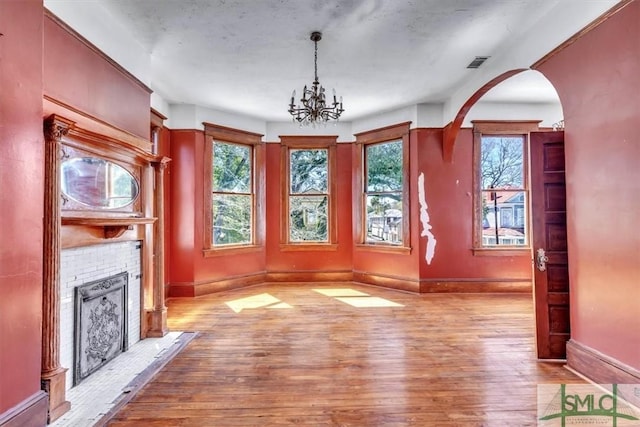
{"left": 203, "top": 245, "right": 263, "bottom": 257}
{"left": 355, "top": 244, "right": 411, "bottom": 254}
{"left": 472, "top": 247, "right": 530, "bottom": 256}
{"left": 279, "top": 243, "right": 338, "bottom": 252}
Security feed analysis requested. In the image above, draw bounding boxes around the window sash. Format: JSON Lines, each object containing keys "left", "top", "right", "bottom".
{"left": 473, "top": 126, "right": 532, "bottom": 250}
{"left": 363, "top": 140, "right": 405, "bottom": 246}
{"left": 210, "top": 140, "right": 254, "bottom": 247}
{"left": 279, "top": 137, "right": 337, "bottom": 247}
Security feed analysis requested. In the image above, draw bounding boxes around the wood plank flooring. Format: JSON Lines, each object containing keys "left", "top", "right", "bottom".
{"left": 107, "top": 283, "right": 583, "bottom": 426}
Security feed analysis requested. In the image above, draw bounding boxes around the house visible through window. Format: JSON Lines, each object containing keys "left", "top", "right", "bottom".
{"left": 477, "top": 134, "right": 529, "bottom": 247}
{"left": 365, "top": 140, "right": 404, "bottom": 245}
{"left": 289, "top": 148, "right": 329, "bottom": 242}
{"left": 280, "top": 136, "right": 337, "bottom": 248}
{"left": 354, "top": 122, "right": 410, "bottom": 250}
{"left": 211, "top": 141, "right": 253, "bottom": 245}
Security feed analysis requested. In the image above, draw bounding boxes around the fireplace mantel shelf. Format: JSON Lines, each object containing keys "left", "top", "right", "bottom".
{"left": 62, "top": 216, "right": 157, "bottom": 238}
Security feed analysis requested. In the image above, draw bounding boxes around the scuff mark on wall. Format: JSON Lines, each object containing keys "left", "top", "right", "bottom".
{"left": 418, "top": 172, "right": 437, "bottom": 264}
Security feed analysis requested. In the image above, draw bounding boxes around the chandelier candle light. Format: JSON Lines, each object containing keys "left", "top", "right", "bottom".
{"left": 288, "top": 31, "right": 344, "bottom": 126}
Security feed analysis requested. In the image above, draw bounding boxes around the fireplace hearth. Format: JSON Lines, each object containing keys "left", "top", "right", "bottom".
{"left": 74, "top": 271, "right": 128, "bottom": 385}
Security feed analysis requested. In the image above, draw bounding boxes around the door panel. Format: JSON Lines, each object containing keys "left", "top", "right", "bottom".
{"left": 530, "top": 131, "right": 570, "bottom": 359}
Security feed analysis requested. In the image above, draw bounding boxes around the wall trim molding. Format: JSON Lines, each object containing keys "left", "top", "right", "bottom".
{"left": 266, "top": 270, "right": 352, "bottom": 283}
{"left": 0, "top": 391, "right": 48, "bottom": 427}
{"left": 169, "top": 274, "right": 532, "bottom": 297}
{"left": 352, "top": 271, "right": 420, "bottom": 293}
{"left": 168, "top": 272, "right": 267, "bottom": 297}
{"left": 566, "top": 339, "right": 640, "bottom": 385}
{"left": 420, "top": 279, "right": 531, "bottom": 293}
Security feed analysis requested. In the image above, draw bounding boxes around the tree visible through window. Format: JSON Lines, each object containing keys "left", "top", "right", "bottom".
{"left": 289, "top": 149, "right": 328, "bottom": 242}
{"left": 212, "top": 141, "right": 253, "bottom": 245}
{"left": 365, "top": 140, "right": 403, "bottom": 245}
{"left": 479, "top": 135, "right": 527, "bottom": 246}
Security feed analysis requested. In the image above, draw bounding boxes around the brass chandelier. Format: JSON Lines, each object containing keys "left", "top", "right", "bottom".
{"left": 288, "top": 31, "right": 344, "bottom": 126}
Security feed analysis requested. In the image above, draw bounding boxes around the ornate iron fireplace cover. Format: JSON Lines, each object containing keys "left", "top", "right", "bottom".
{"left": 74, "top": 271, "right": 128, "bottom": 385}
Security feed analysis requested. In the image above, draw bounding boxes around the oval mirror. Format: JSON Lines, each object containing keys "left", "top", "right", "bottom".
{"left": 61, "top": 157, "right": 139, "bottom": 209}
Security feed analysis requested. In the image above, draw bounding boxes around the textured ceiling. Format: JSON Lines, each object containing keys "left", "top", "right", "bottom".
{"left": 45, "top": 0, "right": 620, "bottom": 122}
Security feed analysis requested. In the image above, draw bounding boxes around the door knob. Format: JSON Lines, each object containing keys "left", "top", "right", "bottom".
{"left": 536, "top": 248, "right": 549, "bottom": 272}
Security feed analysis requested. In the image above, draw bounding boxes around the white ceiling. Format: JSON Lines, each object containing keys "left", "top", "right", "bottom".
{"left": 44, "top": 0, "right": 620, "bottom": 123}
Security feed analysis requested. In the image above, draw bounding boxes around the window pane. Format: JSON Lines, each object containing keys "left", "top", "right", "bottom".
{"left": 289, "top": 195, "right": 328, "bottom": 242}
{"left": 212, "top": 194, "right": 252, "bottom": 245}
{"left": 366, "top": 140, "right": 402, "bottom": 192}
{"left": 481, "top": 190, "right": 527, "bottom": 246}
{"left": 213, "top": 141, "right": 251, "bottom": 193}
{"left": 480, "top": 136, "right": 523, "bottom": 190}
{"left": 290, "top": 149, "right": 328, "bottom": 194}
{"left": 365, "top": 194, "right": 403, "bottom": 244}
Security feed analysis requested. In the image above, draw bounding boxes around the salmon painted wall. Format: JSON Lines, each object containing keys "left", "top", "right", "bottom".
{"left": 0, "top": 0, "right": 45, "bottom": 416}
{"left": 43, "top": 13, "right": 150, "bottom": 139}
{"left": 351, "top": 132, "right": 421, "bottom": 283}
{"left": 264, "top": 143, "right": 353, "bottom": 274}
{"left": 415, "top": 128, "right": 532, "bottom": 281}
{"left": 168, "top": 130, "right": 199, "bottom": 288}
{"left": 168, "top": 130, "right": 267, "bottom": 295}
{"left": 536, "top": 1, "right": 640, "bottom": 369}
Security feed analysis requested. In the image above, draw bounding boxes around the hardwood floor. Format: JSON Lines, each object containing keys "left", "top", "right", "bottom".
{"left": 108, "top": 283, "right": 583, "bottom": 426}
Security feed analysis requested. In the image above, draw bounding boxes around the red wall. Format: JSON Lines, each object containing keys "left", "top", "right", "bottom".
{"left": 166, "top": 126, "right": 534, "bottom": 294}
{"left": 168, "top": 130, "right": 199, "bottom": 287}
{"left": 415, "top": 128, "right": 532, "bottom": 281}
{"left": 0, "top": 0, "right": 45, "bottom": 417}
{"left": 536, "top": 1, "right": 640, "bottom": 369}
{"left": 351, "top": 133, "right": 421, "bottom": 284}
{"left": 43, "top": 13, "right": 151, "bottom": 139}
{"left": 168, "top": 130, "right": 267, "bottom": 296}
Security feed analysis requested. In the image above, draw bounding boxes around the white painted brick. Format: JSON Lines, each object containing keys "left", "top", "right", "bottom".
{"left": 60, "top": 241, "right": 143, "bottom": 390}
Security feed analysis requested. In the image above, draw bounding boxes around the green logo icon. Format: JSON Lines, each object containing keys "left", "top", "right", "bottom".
{"left": 539, "top": 384, "right": 640, "bottom": 426}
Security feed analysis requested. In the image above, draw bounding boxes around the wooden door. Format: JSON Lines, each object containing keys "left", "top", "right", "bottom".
{"left": 530, "top": 131, "right": 570, "bottom": 359}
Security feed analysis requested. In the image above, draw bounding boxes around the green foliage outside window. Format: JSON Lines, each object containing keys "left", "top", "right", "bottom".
{"left": 212, "top": 141, "right": 252, "bottom": 245}
{"left": 289, "top": 149, "right": 328, "bottom": 242}
{"left": 365, "top": 140, "right": 403, "bottom": 244}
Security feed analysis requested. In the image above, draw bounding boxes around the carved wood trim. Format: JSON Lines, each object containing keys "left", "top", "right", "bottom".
{"left": 44, "top": 96, "right": 152, "bottom": 153}
{"left": 42, "top": 115, "right": 72, "bottom": 421}
{"left": 61, "top": 217, "right": 155, "bottom": 239}
{"left": 353, "top": 121, "right": 411, "bottom": 144}
{"left": 147, "top": 157, "right": 171, "bottom": 337}
{"left": 203, "top": 122, "right": 263, "bottom": 145}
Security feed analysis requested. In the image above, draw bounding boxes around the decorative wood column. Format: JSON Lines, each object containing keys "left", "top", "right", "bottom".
{"left": 147, "top": 157, "right": 171, "bottom": 337}
{"left": 42, "top": 115, "right": 73, "bottom": 423}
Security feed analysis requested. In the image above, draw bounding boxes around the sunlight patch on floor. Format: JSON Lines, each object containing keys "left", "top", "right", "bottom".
{"left": 225, "top": 293, "right": 291, "bottom": 313}
{"left": 314, "top": 288, "right": 403, "bottom": 308}
{"left": 335, "top": 296, "right": 404, "bottom": 308}
{"left": 268, "top": 302, "right": 293, "bottom": 309}
{"left": 313, "top": 288, "right": 369, "bottom": 297}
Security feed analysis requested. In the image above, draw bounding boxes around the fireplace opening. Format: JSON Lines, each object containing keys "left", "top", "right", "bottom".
{"left": 74, "top": 271, "right": 129, "bottom": 385}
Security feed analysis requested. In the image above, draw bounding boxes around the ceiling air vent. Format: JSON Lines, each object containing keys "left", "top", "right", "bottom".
{"left": 467, "top": 56, "right": 490, "bottom": 69}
